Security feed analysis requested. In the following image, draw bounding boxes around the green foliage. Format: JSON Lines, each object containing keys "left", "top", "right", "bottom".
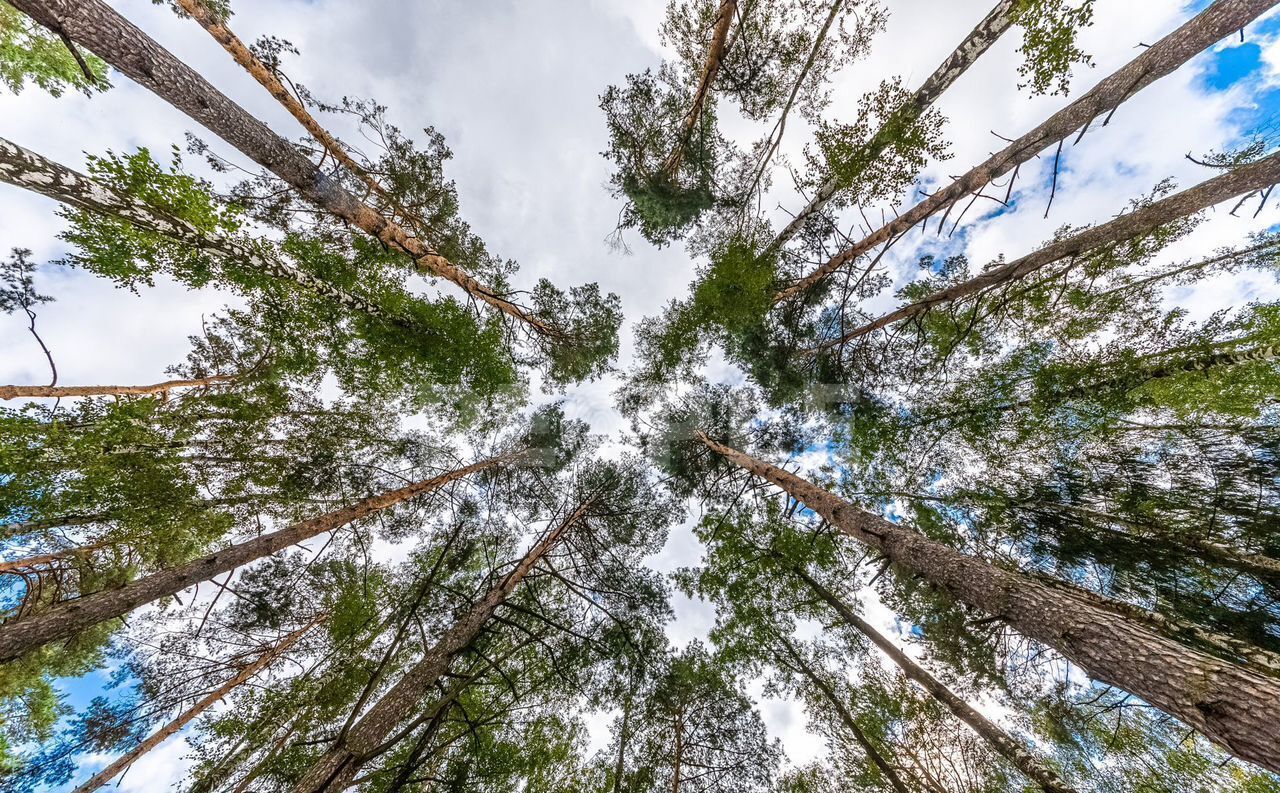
{"left": 1014, "top": 0, "right": 1095, "bottom": 96}
{"left": 0, "top": 2, "right": 109, "bottom": 97}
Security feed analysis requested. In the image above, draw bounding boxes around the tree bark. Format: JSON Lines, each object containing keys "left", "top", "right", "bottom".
{"left": 812, "top": 152, "right": 1280, "bottom": 348}
{"left": 0, "top": 136, "right": 394, "bottom": 322}
{"left": 290, "top": 497, "right": 594, "bottom": 792}
{"left": 769, "top": 0, "right": 1019, "bottom": 253}
{"left": 0, "top": 453, "right": 515, "bottom": 663}
{"left": 8, "top": 0, "right": 558, "bottom": 338}
{"left": 661, "top": 0, "right": 737, "bottom": 178}
{"left": 74, "top": 615, "right": 323, "bottom": 793}
{"left": 0, "top": 373, "right": 238, "bottom": 401}
{"left": 777, "top": 0, "right": 1276, "bottom": 303}
{"left": 172, "top": 0, "right": 398, "bottom": 210}
{"left": 775, "top": 637, "right": 911, "bottom": 793}
{"left": 694, "top": 431, "right": 1280, "bottom": 772}
{"left": 793, "top": 569, "right": 1075, "bottom": 793}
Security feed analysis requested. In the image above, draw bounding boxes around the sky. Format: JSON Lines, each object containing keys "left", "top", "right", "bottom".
{"left": 3, "top": 0, "right": 1280, "bottom": 788}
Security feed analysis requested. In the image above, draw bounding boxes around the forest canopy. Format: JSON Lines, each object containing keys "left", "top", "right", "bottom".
{"left": 1, "top": 0, "right": 1280, "bottom": 791}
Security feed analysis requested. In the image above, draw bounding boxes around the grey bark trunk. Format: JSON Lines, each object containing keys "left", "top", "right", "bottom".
{"left": 778, "top": 0, "right": 1277, "bottom": 302}
{"left": 695, "top": 431, "right": 1280, "bottom": 772}
{"left": 769, "top": 0, "right": 1019, "bottom": 253}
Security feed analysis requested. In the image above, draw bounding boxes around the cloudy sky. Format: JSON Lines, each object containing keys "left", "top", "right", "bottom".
{"left": 3, "top": 0, "right": 1280, "bottom": 787}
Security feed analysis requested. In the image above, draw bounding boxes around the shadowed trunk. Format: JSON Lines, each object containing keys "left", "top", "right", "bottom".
{"left": 695, "top": 431, "right": 1280, "bottom": 772}
{"left": 776, "top": 637, "right": 911, "bottom": 793}
{"left": 777, "top": 0, "right": 1276, "bottom": 302}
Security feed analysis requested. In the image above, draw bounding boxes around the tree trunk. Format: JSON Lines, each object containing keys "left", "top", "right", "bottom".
{"left": 694, "top": 431, "right": 1280, "bottom": 772}
{"left": 290, "top": 497, "right": 594, "bottom": 792}
{"left": 777, "top": 0, "right": 1276, "bottom": 302}
{"left": 0, "top": 373, "right": 238, "bottom": 401}
{"left": 776, "top": 637, "right": 911, "bottom": 793}
{"left": 670, "top": 712, "right": 684, "bottom": 793}
{"left": 0, "top": 454, "right": 515, "bottom": 663}
{"left": 8, "top": 0, "right": 557, "bottom": 338}
{"left": 172, "top": 0, "right": 398, "bottom": 209}
{"left": 812, "top": 152, "right": 1280, "bottom": 348}
{"left": 793, "top": 569, "right": 1075, "bottom": 793}
{"left": 661, "top": 0, "right": 737, "bottom": 178}
{"left": 769, "top": 0, "right": 1019, "bottom": 253}
{"left": 74, "top": 615, "right": 322, "bottom": 793}
{"left": 613, "top": 697, "right": 632, "bottom": 793}
{"left": 0, "top": 136, "right": 394, "bottom": 322}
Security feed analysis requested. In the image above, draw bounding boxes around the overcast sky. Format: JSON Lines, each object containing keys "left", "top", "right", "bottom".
{"left": 3, "top": 0, "right": 1280, "bottom": 787}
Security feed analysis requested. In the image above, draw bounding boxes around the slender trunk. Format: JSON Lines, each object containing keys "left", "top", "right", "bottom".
{"left": 793, "top": 570, "right": 1075, "bottom": 793}
{"left": 291, "top": 497, "right": 594, "bottom": 792}
{"left": 74, "top": 615, "right": 322, "bottom": 793}
{"left": 9, "top": 0, "right": 557, "bottom": 337}
{"left": 670, "top": 712, "right": 684, "bottom": 793}
{"left": 776, "top": 637, "right": 910, "bottom": 793}
{"left": 0, "top": 136, "right": 394, "bottom": 322}
{"left": 661, "top": 0, "right": 737, "bottom": 178}
{"left": 613, "top": 697, "right": 632, "bottom": 793}
{"left": 694, "top": 431, "right": 1280, "bottom": 772}
{"left": 742, "top": 0, "right": 845, "bottom": 202}
{"left": 769, "top": 0, "right": 1019, "bottom": 253}
{"left": 172, "top": 0, "right": 397, "bottom": 209}
{"left": 777, "top": 0, "right": 1276, "bottom": 302}
{"left": 0, "top": 454, "right": 515, "bottom": 663}
{"left": 812, "top": 152, "right": 1280, "bottom": 348}
{"left": 0, "top": 373, "right": 238, "bottom": 401}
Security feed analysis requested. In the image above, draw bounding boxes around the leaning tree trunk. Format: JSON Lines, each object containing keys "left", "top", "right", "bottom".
{"left": 0, "top": 136, "right": 395, "bottom": 322}
{"left": 776, "top": 637, "right": 911, "bottom": 793}
{"left": 769, "top": 0, "right": 1019, "bottom": 253}
{"left": 776, "top": 0, "right": 1276, "bottom": 302}
{"left": 291, "top": 497, "right": 595, "bottom": 792}
{"left": 170, "top": 0, "right": 413, "bottom": 220}
{"left": 794, "top": 569, "right": 1075, "bottom": 793}
{"left": 661, "top": 0, "right": 737, "bottom": 178}
{"left": 812, "top": 151, "right": 1280, "bottom": 348}
{"left": 0, "top": 453, "right": 516, "bottom": 663}
{"left": 694, "top": 431, "right": 1280, "bottom": 772}
{"left": 0, "top": 373, "right": 238, "bottom": 401}
{"left": 8, "top": 0, "right": 557, "bottom": 337}
{"left": 74, "top": 615, "right": 323, "bottom": 793}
